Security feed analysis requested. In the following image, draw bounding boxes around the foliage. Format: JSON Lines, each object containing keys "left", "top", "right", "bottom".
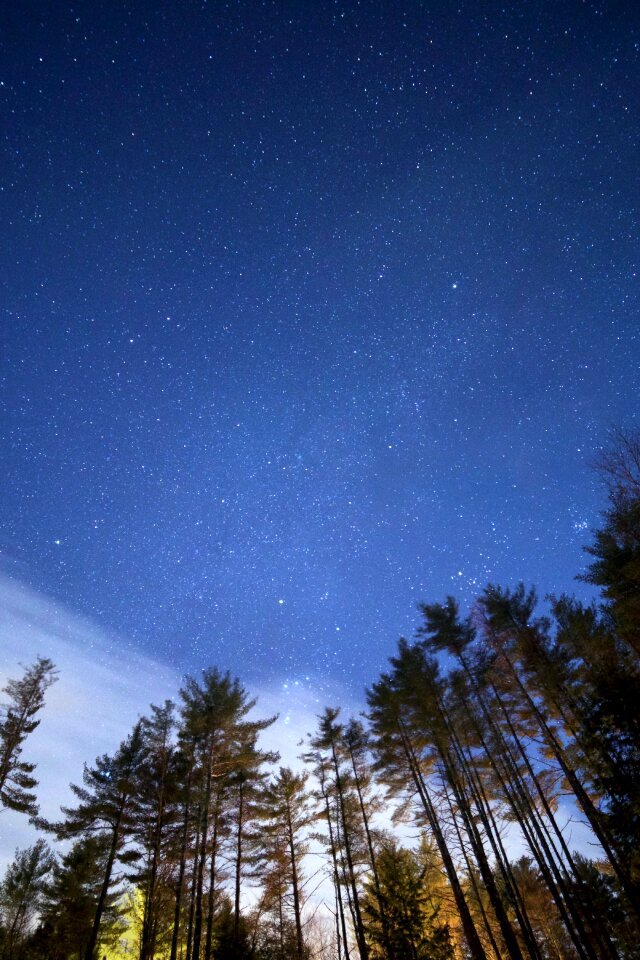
{"left": 362, "top": 840, "right": 455, "bottom": 960}
{"left": 0, "top": 658, "right": 57, "bottom": 815}
{"left": 0, "top": 840, "right": 53, "bottom": 960}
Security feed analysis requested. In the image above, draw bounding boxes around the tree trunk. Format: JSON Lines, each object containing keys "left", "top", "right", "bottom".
{"left": 84, "top": 806, "right": 123, "bottom": 960}
{"left": 397, "top": 719, "right": 488, "bottom": 960}
{"left": 286, "top": 809, "right": 304, "bottom": 960}
{"left": 330, "top": 740, "right": 368, "bottom": 960}
{"left": 233, "top": 778, "right": 244, "bottom": 948}
{"left": 204, "top": 798, "right": 221, "bottom": 960}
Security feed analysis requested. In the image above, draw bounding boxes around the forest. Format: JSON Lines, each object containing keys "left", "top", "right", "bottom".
{"left": 1, "top": 432, "right": 639, "bottom": 960}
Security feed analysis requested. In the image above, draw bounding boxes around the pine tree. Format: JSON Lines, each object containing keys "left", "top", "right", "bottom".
{"left": 582, "top": 428, "right": 640, "bottom": 657}
{"left": 0, "top": 658, "right": 57, "bottom": 815}
{"left": 177, "top": 668, "right": 276, "bottom": 960}
{"left": 478, "top": 583, "right": 640, "bottom": 923}
{"left": 34, "top": 835, "right": 120, "bottom": 960}
{"left": 308, "top": 708, "right": 369, "bottom": 960}
{"left": 131, "top": 701, "right": 180, "bottom": 960}
{"left": 0, "top": 840, "right": 53, "bottom": 960}
{"left": 259, "top": 766, "right": 318, "bottom": 960}
{"left": 45, "top": 723, "right": 146, "bottom": 960}
{"left": 367, "top": 665, "right": 488, "bottom": 960}
{"left": 418, "top": 596, "right": 618, "bottom": 960}
{"left": 362, "top": 840, "right": 455, "bottom": 960}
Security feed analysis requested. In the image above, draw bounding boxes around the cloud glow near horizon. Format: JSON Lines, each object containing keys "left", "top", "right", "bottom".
{"left": 0, "top": 574, "right": 352, "bottom": 871}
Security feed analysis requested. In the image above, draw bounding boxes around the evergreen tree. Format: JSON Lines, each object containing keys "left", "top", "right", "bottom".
{"left": 259, "top": 766, "right": 317, "bottom": 960}
{"left": 478, "top": 583, "right": 640, "bottom": 924}
{"left": 582, "top": 428, "right": 640, "bottom": 657}
{"left": 0, "top": 658, "right": 57, "bottom": 815}
{"left": 308, "top": 708, "right": 369, "bottom": 960}
{"left": 0, "top": 840, "right": 53, "bottom": 960}
{"left": 362, "top": 840, "right": 455, "bottom": 960}
{"left": 131, "top": 701, "right": 180, "bottom": 960}
{"left": 379, "top": 640, "right": 527, "bottom": 960}
{"left": 342, "top": 718, "right": 388, "bottom": 956}
{"left": 227, "top": 738, "right": 279, "bottom": 957}
{"left": 367, "top": 665, "right": 488, "bottom": 960}
{"left": 34, "top": 835, "right": 120, "bottom": 960}
{"left": 418, "top": 596, "right": 617, "bottom": 960}
{"left": 45, "top": 723, "right": 146, "bottom": 960}
{"left": 177, "top": 668, "right": 276, "bottom": 960}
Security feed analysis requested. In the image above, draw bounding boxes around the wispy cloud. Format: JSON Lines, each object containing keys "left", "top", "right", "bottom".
{"left": 0, "top": 574, "right": 180, "bottom": 867}
{"left": 0, "top": 575, "right": 359, "bottom": 871}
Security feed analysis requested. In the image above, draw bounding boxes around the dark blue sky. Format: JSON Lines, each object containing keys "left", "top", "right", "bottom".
{"left": 2, "top": 1, "right": 638, "bottom": 691}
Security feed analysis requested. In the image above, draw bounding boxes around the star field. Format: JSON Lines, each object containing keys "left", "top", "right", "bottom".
{"left": 2, "top": 1, "right": 638, "bottom": 690}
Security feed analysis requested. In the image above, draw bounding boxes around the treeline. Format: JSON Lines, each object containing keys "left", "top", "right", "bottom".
{"left": 1, "top": 433, "right": 639, "bottom": 960}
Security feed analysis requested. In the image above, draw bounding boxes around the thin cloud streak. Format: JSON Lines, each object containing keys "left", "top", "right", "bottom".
{"left": 0, "top": 575, "right": 357, "bottom": 870}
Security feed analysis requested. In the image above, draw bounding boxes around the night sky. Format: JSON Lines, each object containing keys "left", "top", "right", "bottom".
{"left": 2, "top": 1, "right": 639, "bottom": 696}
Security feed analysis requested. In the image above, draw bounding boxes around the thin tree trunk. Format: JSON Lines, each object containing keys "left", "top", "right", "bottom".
{"left": 330, "top": 740, "right": 368, "bottom": 960}
{"left": 170, "top": 763, "right": 193, "bottom": 960}
{"left": 85, "top": 806, "right": 123, "bottom": 960}
{"left": 439, "top": 746, "right": 527, "bottom": 960}
{"left": 192, "top": 744, "right": 214, "bottom": 960}
{"left": 204, "top": 797, "right": 221, "bottom": 960}
{"left": 286, "top": 808, "right": 304, "bottom": 960}
{"left": 233, "top": 778, "right": 245, "bottom": 948}
{"left": 140, "top": 787, "right": 166, "bottom": 960}
{"left": 347, "top": 744, "right": 391, "bottom": 957}
{"left": 460, "top": 651, "right": 618, "bottom": 960}
{"left": 504, "top": 649, "right": 640, "bottom": 919}
{"left": 397, "top": 718, "right": 488, "bottom": 960}
{"left": 447, "top": 790, "right": 502, "bottom": 960}
{"left": 320, "top": 769, "right": 350, "bottom": 960}
{"left": 490, "top": 680, "right": 620, "bottom": 960}
{"left": 185, "top": 808, "right": 202, "bottom": 960}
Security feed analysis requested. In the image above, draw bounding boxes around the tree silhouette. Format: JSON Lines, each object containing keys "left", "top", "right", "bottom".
{"left": 0, "top": 658, "right": 57, "bottom": 815}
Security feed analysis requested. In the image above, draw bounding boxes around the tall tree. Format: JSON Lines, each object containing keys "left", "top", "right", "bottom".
{"left": 46, "top": 723, "right": 146, "bottom": 960}
{"left": 304, "top": 748, "right": 351, "bottom": 960}
{"left": 0, "top": 840, "right": 53, "bottom": 960}
{"left": 367, "top": 668, "right": 488, "bottom": 960}
{"left": 478, "top": 583, "right": 640, "bottom": 922}
{"left": 177, "top": 668, "right": 276, "bottom": 960}
{"left": 380, "top": 640, "right": 527, "bottom": 960}
{"left": 582, "top": 427, "right": 640, "bottom": 657}
{"left": 131, "top": 701, "right": 179, "bottom": 960}
{"left": 418, "top": 596, "right": 617, "bottom": 960}
{"left": 34, "top": 835, "right": 119, "bottom": 960}
{"left": 308, "top": 709, "right": 369, "bottom": 960}
{"left": 0, "top": 658, "right": 57, "bottom": 815}
{"left": 362, "top": 839, "right": 455, "bottom": 960}
{"left": 259, "top": 766, "right": 318, "bottom": 960}
{"left": 227, "top": 737, "right": 278, "bottom": 955}
{"left": 342, "top": 719, "right": 390, "bottom": 959}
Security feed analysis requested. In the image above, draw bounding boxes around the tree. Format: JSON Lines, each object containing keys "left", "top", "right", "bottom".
{"left": 129, "top": 701, "right": 180, "bottom": 960}
{"left": 478, "top": 583, "right": 640, "bottom": 927}
{"left": 176, "top": 668, "right": 276, "bottom": 960}
{"left": 46, "top": 723, "right": 146, "bottom": 960}
{"left": 227, "top": 736, "right": 279, "bottom": 957}
{"left": 342, "top": 718, "right": 389, "bottom": 956}
{"left": 303, "top": 748, "right": 351, "bottom": 960}
{"left": 34, "top": 835, "right": 121, "bottom": 960}
{"left": 418, "top": 596, "right": 617, "bottom": 960}
{"left": 583, "top": 428, "right": 640, "bottom": 657}
{"left": 258, "top": 767, "right": 317, "bottom": 960}
{"left": 0, "top": 840, "right": 53, "bottom": 960}
{"left": 0, "top": 658, "right": 57, "bottom": 815}
{"left": 308, "top": 708, "right": 369, "bottom": 960}
{"left": 367, "top": 650, "right": 489, "bottom": 960}
{"left": 362, "top": 840, "right": 455, "bottom": 960}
